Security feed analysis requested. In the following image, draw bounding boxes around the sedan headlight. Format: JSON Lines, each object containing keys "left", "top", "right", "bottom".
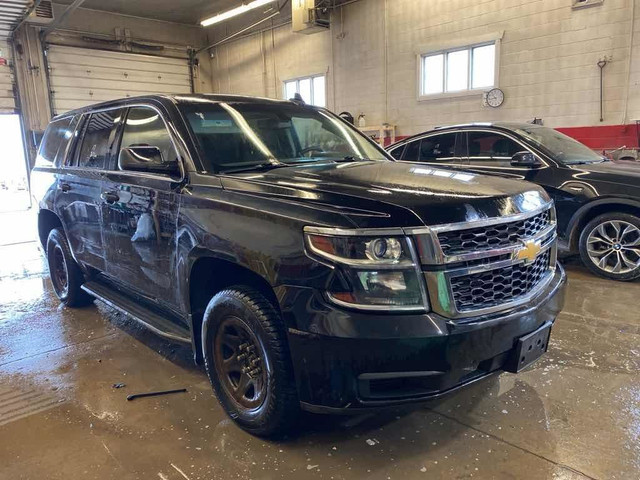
{"left": 304, "top": 228, "right": 429, "bottom": 311}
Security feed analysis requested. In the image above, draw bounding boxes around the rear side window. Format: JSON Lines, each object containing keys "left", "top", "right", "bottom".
{"left": 36, "top": 116, "right": 74, "bottom": 167}
{"left": 402, "top": 140, "right": 420, "bottom": 160}
{"left": 389, "top": 145, "right": 405, "bottom": 159}
{"left": 120, "top": 107, "right": 178, "bottom": 167}
{"left": 77, "top": 109, "right": 123, "bottom": 169}
{"left": 419, "top": 133, "right": 457, "bottom": 162}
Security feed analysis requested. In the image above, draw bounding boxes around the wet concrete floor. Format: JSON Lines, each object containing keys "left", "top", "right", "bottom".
{"left": 0, "top": 239, "right": 638, "bottom": 480}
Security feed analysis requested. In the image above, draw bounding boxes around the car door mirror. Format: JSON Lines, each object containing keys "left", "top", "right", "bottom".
{"left": 118, "top": 146, "right": 179, "bottom": 175}
{"left": 511, "top": 151, "right": 541, "bottom": 168}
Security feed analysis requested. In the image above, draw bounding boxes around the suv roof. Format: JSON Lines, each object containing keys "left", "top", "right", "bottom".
{"left": 389, "top": 122, "right": 538, "bottom": 148}
{"left": 53, "top": 93, "right": 300, "bottom": 120}
{"left": 433, "top": 122, "right": 536, "bottom": 131}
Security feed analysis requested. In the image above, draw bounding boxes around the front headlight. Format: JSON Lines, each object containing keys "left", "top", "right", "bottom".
{"left": 304, "top": 228, "right": 429, "bottom": 311}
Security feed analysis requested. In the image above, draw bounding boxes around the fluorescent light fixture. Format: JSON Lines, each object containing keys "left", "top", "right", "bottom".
{"left": 201, "top": 0, "right": 276, "bottom": 27}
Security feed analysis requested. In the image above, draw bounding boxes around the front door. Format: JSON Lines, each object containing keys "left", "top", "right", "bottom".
{"left": 101, "top": 106, "right": 182, "bottom": 310}
{"left": 460, "top": 130, "right": 578, "bottom": 230}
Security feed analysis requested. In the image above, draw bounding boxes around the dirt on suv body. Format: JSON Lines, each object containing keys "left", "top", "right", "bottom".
{"left": 31, "top": 94, "right": 566, "bottom": 436}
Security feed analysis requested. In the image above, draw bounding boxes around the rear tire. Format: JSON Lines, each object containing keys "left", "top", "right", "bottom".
{"left": 202, "top": 286, "right": 299, "bottom": 437}
{"left": 46, "top": 228, "right": 94, "bottom": 307}
{"left": 579, "top": 213, "right": 640, "bottom": 281}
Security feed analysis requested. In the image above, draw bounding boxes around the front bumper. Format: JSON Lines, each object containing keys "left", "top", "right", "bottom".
{"left": 282, "top": 264, "right": 566, "bottom": 413}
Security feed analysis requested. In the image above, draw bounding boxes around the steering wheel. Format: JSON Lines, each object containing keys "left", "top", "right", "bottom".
{"left": 299, "top": 146, "right": 326, "bottom": 157}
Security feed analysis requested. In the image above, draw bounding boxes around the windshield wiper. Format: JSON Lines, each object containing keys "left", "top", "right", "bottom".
{"left": 338, "top": 155, "right": 370, "bottom": 162}
{"left": 222, "top": 161, "right": 289, "bottom": 174}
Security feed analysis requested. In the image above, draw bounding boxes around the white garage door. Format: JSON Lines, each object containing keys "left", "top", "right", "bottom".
{"left": 46, "top": 45, "right": 192, "bottom": 115}
{"left": 0, "top": 40, "right": 16, "bottom": 113}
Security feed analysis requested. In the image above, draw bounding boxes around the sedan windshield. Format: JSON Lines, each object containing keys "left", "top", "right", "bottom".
{"left": 179, "top": 101, "right": 389, "bottom": 173}
{"left": 514, "top": 125, "right": 605, "bottom": 165}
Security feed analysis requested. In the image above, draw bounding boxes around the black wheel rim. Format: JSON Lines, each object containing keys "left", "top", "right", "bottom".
{"left": 214, "top": 316, "right": 267, "bottom": 411}
{"left": 52, "top": 245, "right": 69, "bottom": 296}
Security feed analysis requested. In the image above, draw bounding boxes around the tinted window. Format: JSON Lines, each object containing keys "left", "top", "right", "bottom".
{"left": 467, "top": 132, "right": 522, "bottom": 167}
{"left": 77, "top": 110, "right": 123, "bottom": 169}
{"left": 402, "top": 140, "right": 420, "bottom": 161}
{"left": 389, "top": 145, "right": 405, "bottom": 159}
{"left": 36, "top": 117, "right": 73, "bottom": 167}
{"left": 419, "top": 133, "right": 457, "bottom": 162}
{"left": 120, "top": 107, "right": 178, "bottom": 167}
{"left": 179, "top": 102, "right": 388, "bottom": 173}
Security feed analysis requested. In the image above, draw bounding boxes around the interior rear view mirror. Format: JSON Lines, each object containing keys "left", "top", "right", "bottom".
{"left": 118, "top": 146, "right": 180, "bottom": 176}
{"left": 511, "top": 151, "right": 541, "bottom": 168}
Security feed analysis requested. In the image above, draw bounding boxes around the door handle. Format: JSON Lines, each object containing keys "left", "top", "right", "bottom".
{"left": 101, "top": 191, "right": 119, "bottom": 204}
{"left": 58, "top": 183, "right": 71, "bottom": 192}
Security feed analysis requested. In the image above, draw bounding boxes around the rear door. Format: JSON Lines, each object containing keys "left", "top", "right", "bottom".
{"left": 56, "top": 108, "right": 123, "bottom": 272}
{"left": 393, "top": 132, "right": 465, "bottom": 168}
{"left": 101, "top": 105, "right": 182, "bottom": 310}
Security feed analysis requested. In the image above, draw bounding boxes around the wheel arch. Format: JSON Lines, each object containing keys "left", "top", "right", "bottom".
{"left": 567, "top": 198, "right": 640, "bottom": 252}
{"left": 37, "top": 208, "right": 64, "bottom": 252}
{"left": 186, "top": 252, "right": 281, "bottom": 364}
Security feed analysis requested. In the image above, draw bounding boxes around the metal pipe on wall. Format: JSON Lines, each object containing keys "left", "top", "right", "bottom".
{"left": 196, "top": 10, "right": 282, "bottom": 54}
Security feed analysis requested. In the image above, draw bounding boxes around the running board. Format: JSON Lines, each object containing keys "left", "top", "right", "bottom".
{"left": 82, "top": 281, "right": 191, "bottom": 345}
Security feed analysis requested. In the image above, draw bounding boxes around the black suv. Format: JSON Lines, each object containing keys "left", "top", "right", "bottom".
{"left": 388, "top": 123, "right": 640, "bottom": 281}
{"left": 32, "top": 96, "right": 566, "bottom": 436}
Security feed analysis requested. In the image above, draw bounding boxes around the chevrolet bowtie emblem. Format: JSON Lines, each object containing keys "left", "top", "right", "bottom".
{"left": 513, "top": 240, "right": 542, "bottom": 264}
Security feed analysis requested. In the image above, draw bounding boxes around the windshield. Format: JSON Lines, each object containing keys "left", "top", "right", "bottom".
{"left": 179, "top": 101, "right": 390, "bottom": 173}
{"left": 514, "top": 125, "right": 605, "bottom": 165}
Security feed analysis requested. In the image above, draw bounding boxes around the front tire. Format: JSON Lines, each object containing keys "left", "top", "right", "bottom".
{"left": 579, "top": 213, "right": 640, "bottom": 281}
{"left": 46, "top": 228, "right": 94, "bottom": 307}
{"left": 202, "top": 287, "right": 299, "bottom": 437}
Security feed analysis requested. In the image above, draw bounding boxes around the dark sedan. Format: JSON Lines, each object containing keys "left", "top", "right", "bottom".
{"left": 388, "top": 123, "right": 640, "bottom": 281}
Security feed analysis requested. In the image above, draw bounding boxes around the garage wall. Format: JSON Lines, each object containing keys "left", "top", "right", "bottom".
{"left": 212, "top": 23, "right": 333, "bottom": 104}
{"left": 208, "top": 0, "right": 640, "bottom": 137}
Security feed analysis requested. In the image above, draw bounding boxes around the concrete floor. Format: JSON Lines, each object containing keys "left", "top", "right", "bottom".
{"left": 0, "top": 233, "right": 638, "bottom": 479}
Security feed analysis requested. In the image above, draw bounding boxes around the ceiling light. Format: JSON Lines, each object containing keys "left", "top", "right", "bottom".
{"left": 201, "top": 0, "right": 276, "bottom": 27}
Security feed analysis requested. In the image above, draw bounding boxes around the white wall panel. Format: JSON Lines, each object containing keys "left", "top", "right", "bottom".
{"left": 208, "top": 0, "right": 640, "bottom": 135}
{"left": 46, "top": 45, "right": 191, "bottom": 114}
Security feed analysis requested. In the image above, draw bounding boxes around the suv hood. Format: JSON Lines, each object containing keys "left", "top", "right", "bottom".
{"left": 220, "top": 161, "right": 549, "bottom": 228}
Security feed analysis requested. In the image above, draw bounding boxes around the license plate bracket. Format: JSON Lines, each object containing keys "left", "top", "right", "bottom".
{"left": 506, "top": 322, "right": 552, "bottom": 373}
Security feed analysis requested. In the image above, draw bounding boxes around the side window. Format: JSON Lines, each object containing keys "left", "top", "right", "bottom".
{"left": 120, "top": 107, "right": 178, "bottom": 167}
{"left": 389, "top": 145, "right": 405, "bottom": 159}
{"left": 402, "top": 140, "right": 421, "bottom": 161}
{"left": 36, "top": 116, "right": 73, "bottom": 167}
{"left": 77, "top": 109, "right": 123, "bottom": 169}
{"left": 467, "top": 132, "right": 523, "bottom": 167}
{"left": 419, "top": 133, "right": 458, "bottom": 162}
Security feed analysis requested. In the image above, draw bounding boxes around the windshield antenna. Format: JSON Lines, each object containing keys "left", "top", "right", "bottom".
{"left": 290, "top": 93, "right": 306, "bottom": 106}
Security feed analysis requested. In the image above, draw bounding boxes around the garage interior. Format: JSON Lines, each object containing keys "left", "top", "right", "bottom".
{"left": 0, "top": 1, "right": 639, "bottom": 479}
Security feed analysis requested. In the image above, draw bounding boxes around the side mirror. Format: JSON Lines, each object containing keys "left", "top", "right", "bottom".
{"left": 118, "top": 146, "right": 180, "bottom": 176}
{"left": 511, "top": 151, "right": 541, "bottom": 168}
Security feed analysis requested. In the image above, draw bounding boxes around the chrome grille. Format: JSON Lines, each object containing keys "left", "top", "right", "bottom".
{"left": 450, "top": 249, "right": 551, "bottom": 312}
{"left": 412, "top": 201, "right": 558, "bottom": 320}
{"left": 438, "top": 210, "right": 551, "bottom": 256}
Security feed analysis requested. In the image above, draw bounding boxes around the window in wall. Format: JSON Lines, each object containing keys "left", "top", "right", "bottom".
{"left": 283, "top": 75, "right": 326, "bottom": 107}
{"left": 420, "top": 42, "right": 496, "bottom": 96}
